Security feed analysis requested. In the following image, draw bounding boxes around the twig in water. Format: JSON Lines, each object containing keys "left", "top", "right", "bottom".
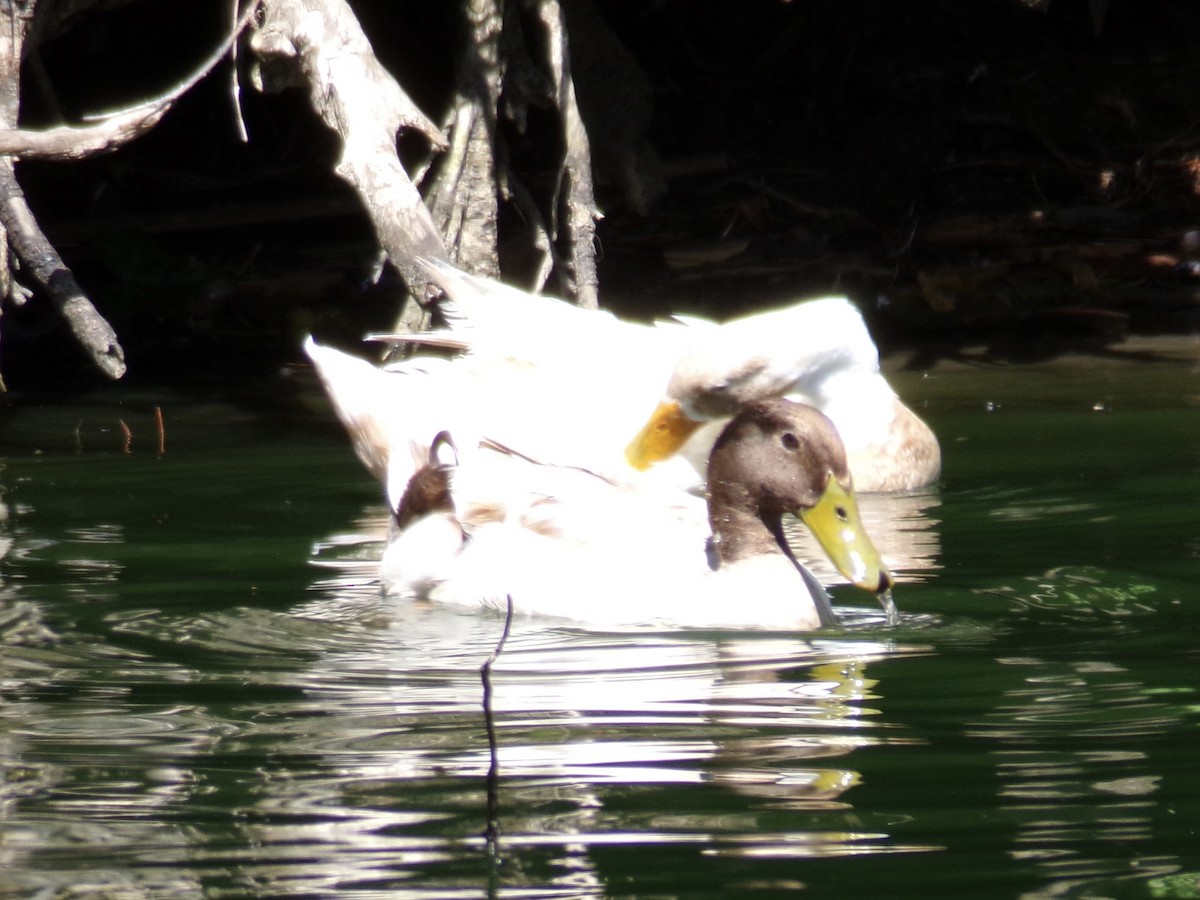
{"left": 155, "top": 406, "right": 166, "bottom": 456}
{"left": 481, "top": 594, "right": 515, "bottom": 861}
{"left": 119, "top": 419, "right": 132, "bottom": 454}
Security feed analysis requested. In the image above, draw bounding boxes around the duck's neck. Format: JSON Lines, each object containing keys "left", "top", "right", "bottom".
{"left": 708, "top": 499, "right": 838, "bottom": 627}
{"left": 707, "top": 501, "right": 788, "bottom": 567}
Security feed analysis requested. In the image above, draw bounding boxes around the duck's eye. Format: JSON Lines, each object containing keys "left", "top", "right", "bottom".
{"left": 835, "top": 505, "right": 849, "bottom": 522}
{"left": 780, "top": 432, "right": 800, "bottom": 451}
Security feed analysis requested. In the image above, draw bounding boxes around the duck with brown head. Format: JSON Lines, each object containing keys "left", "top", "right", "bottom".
{"left": 383, "top": 398, "right": 895, "bottom": 631}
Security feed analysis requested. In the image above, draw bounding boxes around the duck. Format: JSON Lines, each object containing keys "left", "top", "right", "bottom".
{"left": 381, "top": 398, "right": 897, "bottom": 630}
{"left": 304, "top": 333, "right": 693, "bottom": 512}
{"left": 619, "top": 300, "right": 942, "bottom": 493}
{"left": 381, "top": 259, "right": 941, "bottom": 493}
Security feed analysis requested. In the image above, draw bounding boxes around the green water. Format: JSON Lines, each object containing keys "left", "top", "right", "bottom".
{"left": 1, "top": 353, "right": 1199, "bottom": 899}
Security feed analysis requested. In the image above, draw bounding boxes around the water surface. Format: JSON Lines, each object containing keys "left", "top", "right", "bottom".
{"left": 2, "top": 349, "right": 1199, "bottom": 898}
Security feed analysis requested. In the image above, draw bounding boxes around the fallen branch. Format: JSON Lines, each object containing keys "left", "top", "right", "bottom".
{"left": 0, "top": 105, "right": 168, "bottom": 160}
{"left": 0, "top": 2, "right": 126, "bottom": 379}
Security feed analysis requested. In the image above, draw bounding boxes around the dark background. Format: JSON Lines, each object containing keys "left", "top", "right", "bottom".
{"left": 5, "top": 0, "right": 1199, "bottom": 391}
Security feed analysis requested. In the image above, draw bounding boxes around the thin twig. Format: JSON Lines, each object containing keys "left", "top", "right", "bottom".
{"left": 155, "top": 406, "right": 166, "bottom": 456}
{"left": 481, "top": 594, "right": 515, "bottom": 860}
{"left": 230, "top": 0, "right": 250, "bottom": 143}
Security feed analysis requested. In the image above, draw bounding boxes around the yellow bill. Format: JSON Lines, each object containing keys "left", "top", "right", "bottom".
{"left": 798, "top": 476, "right": 892, "bottom": 593}
{"left": 624, "top": 399, "right": 704, "bottom": 471}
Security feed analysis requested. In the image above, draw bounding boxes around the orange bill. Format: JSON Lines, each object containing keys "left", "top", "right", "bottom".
{"left": 625, "top": 400, "right": 704, "bottom": 471}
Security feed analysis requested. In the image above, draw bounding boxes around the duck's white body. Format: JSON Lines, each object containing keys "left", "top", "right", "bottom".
{"left": 385, "top": 455, "right": 822, "bottom": 629}
{"left": 307, "top": 261, "right": 939, "bottom": 505}
{"left": 415, "top": 262, "right": 938, "bottom": 492}
{"left": 304, "top": 334, "right": 695, "bottom": 511}
{"left": 390, "top": 528, "right": 831, "bottom": 630}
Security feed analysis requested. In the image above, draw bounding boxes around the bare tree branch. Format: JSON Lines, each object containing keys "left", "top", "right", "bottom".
{"left": 250, "top": 0, "right": 449, "bottom": 334}
{"left": 0, "top": 160, "right": 126, "bottom": 377}
{"left": 0, "top": 0, "right": 262, "bottom": 161}
{"left": 535, "top": 0, "right": 599, "bottom": 309}
{"left": 426, "top": 0, "right": 504, "bottom": 278}
{"left": 0, "top": 0, "right": 125, "bottom": 378}
{"left": 0, "top": 106, "right": 168, "bottom": 159}
{"left": 0, "top": 0, "right": 265, "bottom": 379}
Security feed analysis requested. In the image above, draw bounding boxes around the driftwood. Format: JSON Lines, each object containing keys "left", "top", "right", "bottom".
{"left": 0, "top": 163, "right": 125, "bottom": 378}
{"left": 0, "top": 1, "right": 261, "bottom": 161}
{"left": 249, "top": 0, "right": 605, "bottom": 332}
{"left": 0, "top": 105, "right": 169, "bottom": 160}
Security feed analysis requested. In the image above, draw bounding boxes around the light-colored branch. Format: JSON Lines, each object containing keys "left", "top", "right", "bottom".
{"left": 0, "top": 0, "right": 262, "bottom": 161}
{"left": 0, "top": 160, "right": 126, "bottom": 377}
{"left": 0, "top": 0, "right": 126, "bottom": 378}
{"left": 0, "top": 105, "right": 168, "bottom": 159}
{"left": 535, "top": 0, "right": 599, "bottom": 309}
{"left": 426, "top": 0, "right": 504, "bottom": 278}
{"left": 250, "top": 0, "right": 449, "bottom": 323}
{"left": 0, "top": 0, "right": 263, "bottom": 378}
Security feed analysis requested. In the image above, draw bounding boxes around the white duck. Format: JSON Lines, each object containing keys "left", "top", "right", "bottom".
{"left": 304, "top": 333, "right": 692, "bottom": 512}
{"left": 382, "top": 398, "right": 895, "bottom": 630}
{"left": 369, "top": 260, "right": 941, "bottom": 493}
